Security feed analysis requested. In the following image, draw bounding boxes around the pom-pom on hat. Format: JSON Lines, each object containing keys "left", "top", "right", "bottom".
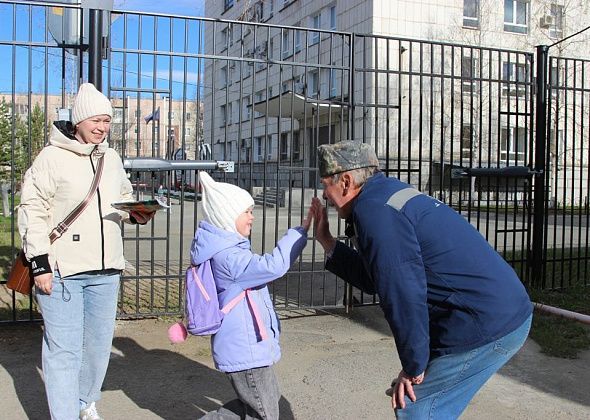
{"left": 71, "top": 83, "right": 113, "bottom": 125}
{"left": 199, "top": 172, "right": 255, "bottom": 234}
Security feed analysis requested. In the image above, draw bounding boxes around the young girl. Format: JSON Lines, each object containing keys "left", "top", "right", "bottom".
{"left": 195, "top": 172, "right": 311, "bottom": 420}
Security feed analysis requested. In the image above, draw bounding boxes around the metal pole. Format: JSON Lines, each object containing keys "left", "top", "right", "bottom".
{"left": 88, "top": 8, "right": 103, "bottom": 89}
{"left": 531, "top": 45, "right": 549, "bottom": 288}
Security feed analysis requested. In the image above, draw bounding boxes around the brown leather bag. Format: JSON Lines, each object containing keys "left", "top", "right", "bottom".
{"left": 5, "top": 153, "right": 105, "bottom": 295}
{"left": 6, "top": 250, "right": 33, "bottom": 295}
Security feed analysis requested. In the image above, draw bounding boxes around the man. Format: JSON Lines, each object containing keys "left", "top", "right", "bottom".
{"left": 310, "top": 140, "right": 533, "bottom": 418}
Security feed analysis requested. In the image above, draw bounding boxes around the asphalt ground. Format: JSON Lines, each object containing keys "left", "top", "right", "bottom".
{"left": 1, "top": 306, "right": 589, "bottom": 419}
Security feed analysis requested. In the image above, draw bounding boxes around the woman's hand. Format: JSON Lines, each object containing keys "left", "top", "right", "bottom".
{"left": 130, "top": 210, "right": 156, "bottom": 225}
{"left": 34, "top": 272, "right": 53, "bottom": 295}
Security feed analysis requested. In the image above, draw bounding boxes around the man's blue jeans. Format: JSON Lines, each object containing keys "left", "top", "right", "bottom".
{"left": 35, "top": 272, "right": 119, "bottom": 420}
{"left": 395, "top": 314, "right": 532, "bottom": 419}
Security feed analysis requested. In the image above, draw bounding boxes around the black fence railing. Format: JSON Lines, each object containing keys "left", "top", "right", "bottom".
{"left": 0, "top": 1, "right": 588, "bottom": 322}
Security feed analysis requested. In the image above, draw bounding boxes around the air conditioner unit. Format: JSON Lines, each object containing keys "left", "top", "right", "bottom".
{"left": 539, "top": 15, "right": 555, "bottom": 29}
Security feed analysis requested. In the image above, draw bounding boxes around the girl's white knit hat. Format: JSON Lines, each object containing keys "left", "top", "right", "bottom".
{"left": 199, "top": 172, "right": 255, "bottom": 233}
{"left": 71, "top": 83, "right": 113, "bottom": 124}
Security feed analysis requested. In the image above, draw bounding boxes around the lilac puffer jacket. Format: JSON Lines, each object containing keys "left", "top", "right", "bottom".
{"left": 190, "top": 221, "right": 307, "bottom": 372}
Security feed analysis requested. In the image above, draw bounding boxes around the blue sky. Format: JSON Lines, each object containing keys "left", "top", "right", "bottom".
{"left": 114, "top": 0, "right": 204, "bottom": 17}
{"left": 0, "top": 0, "right": 206, "bottom": 98}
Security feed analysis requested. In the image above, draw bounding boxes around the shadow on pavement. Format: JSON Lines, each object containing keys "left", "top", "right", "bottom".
{"left": 106, "top": 336, "right": 295, "bottom": 419}
{"left": 0, "top": 323, "right": 49, "bottom": 420}
{"left": 0, "top": 324, "right": 295, "bottom": 419}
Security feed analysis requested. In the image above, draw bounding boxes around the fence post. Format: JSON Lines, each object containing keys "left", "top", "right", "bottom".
{"left": 531, "top": 45, "right": 549, "bottom": 288}
{"left": 88, "top": 8, "right": 103, "bottom": 90}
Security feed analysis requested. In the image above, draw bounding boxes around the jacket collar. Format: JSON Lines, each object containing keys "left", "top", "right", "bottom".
{"left": 344, "top": 172, "right": 386, "bottom": 238}
{"left": 49, "top": 122, "right": 109, "bottom": 156}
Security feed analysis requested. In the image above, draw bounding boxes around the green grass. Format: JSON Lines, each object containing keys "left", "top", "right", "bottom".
{"left": 528, "top": 275, "right": 590, "bottom": 359}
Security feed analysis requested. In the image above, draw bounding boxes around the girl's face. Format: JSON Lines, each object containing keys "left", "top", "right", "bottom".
{"left": 75, "top": 114, "right": 111, "bottom": 144}
{"left": 235, "top": 206, "right": 254, "bottom": 237}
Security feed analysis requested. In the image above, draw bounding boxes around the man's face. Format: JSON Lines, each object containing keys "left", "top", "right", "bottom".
{"left": 320, "top": 174, "right": 356, "bottom": 219}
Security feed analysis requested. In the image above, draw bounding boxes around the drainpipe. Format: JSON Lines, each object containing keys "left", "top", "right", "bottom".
{"left": 533, "top": 302, "right": 590, "bottom": 325}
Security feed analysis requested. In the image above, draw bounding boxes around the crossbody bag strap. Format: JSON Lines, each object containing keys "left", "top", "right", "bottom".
{"left": 48, "top": 153, "right": 105, "bottom": 244}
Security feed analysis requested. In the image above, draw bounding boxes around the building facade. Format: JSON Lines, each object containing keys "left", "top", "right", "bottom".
{"left": 202, "top": 0, "right": 589, "bottom": 204}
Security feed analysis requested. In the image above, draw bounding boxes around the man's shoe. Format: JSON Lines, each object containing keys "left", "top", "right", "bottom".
{"left": 79, "top": 402, "right": 103, "bottom": 420}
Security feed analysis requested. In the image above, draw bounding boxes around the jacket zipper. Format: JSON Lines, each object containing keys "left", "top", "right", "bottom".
{"left": 90, "top": 149, "right": 106, "bottom": 270}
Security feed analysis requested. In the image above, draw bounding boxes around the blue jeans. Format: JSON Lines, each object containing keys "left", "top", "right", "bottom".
{"left": 395, "top": 314, "right": 532, "bottom": 420}
{"left": 35, "top": 271, "right": 120, "bottom": 420}
{"left": 201, "top": 366, "right": 281, "bottom": 420}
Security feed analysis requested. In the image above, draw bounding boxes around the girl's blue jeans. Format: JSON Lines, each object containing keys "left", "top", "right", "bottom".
{"left": 35, "top": 271, "right": 119, "bottom": 420}
{"left": 395, "top": 313, "right": 532, "bottom": 420}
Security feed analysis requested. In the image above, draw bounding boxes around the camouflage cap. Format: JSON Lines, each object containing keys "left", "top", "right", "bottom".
{"left": 317, "top": 140, "right": 379, "bottom": 178}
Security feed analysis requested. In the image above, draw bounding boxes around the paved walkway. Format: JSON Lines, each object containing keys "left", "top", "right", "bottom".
{"left": 1, "top": 306, "right": 589, "bottom": 419}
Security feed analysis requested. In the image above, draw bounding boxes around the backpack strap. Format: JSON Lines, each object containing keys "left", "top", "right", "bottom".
{"left": 191, "top": 266, "right": 211, "bottom": 301}
{"left": 221, "top": 289, "right": 269, "bottom": 341}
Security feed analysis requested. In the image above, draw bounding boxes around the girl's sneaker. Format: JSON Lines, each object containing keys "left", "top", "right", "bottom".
{"left": 79, "top": 402, "right": 103, "bottom": 420}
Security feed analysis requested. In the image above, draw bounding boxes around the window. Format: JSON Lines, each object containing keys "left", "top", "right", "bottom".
{"left": 294, "top": 75, "right": 304, "bottom": 94}
{"left": 311, "top": 13, "right": 321, "bottom": 44}
{"left": 185, "top": 127, "right": 191, "bottom": 136}
{"left": 227, "top": 102, "right": 233, "bottom": 124}
{"left": 461, "top": 125, "right": 473, "bottom": 159}
{"left": 113, "top": 107, "right": 124, "bottom": 122}
{"left": 281, "top": 31, "right": 291, "bottom": 58}
{"left": 549, "top": 4, "right": 563, "bottom": 40}
{"left": 504, "top": 0, "right": 528, "bottom": 34}
{"left": 220, "top": 66, "right": 228, "bottom": 87}
{"left": 220, "top": 104, "right": 226, "bottom": 126}
{"left": 280, "top": 133, "right": 288, "bottom": 160}
{"left": 308, "top": 70, "right": 319, "bottom": 97}
{"left": 461, "top": 54, "right": 478, "bottom": 93}
{"left": 243, "top": 95, "right": 251, "bottom": 120}
{"left": 329, "top": 6, "right": 337, "bottom": 30}
{"left": 292, "top": 131, "right": 300, "bottom": 160}
{"left": 294, "top": 25, "right": 302, "bottom": 53}
{"left": 255, "top": 136, "right": 263, "bottom": 161}
{"left": 224, "top": 0, "right": 234, "bottom": 12}
{"left": 268, "top": 0, "right": 274, "bottom": 17}
{"left": 168, "top": 111, "right": 176, "bottom": 119}
{"left": 329, "top": 68, "right": 337, "bottom": 98}
{"left": 186, "top": 112, "right": 191, "bottom": 120}
{"left": 500, "top": 127, "right": 527, "bottom": 163}
{"left": 241, "top": 139, "right": 251, "bottom": 163}
{"left": 502, "top": 61, "right": 528, "bottom": 96}
{"left": 463, "top": 0, "right": 479, "bottom": 28}
{"left": 266, "top": 135, "right": 273, "bottom": 160}
{"left": 221, "top": 25, "right": 233, "bottom": 49}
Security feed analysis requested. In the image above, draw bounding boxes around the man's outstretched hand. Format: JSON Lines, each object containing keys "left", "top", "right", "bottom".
{"left": 310, "top": 197, "right": 336, "bottom": 252}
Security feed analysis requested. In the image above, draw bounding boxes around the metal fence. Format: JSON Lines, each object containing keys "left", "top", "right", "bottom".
{"left": 0, "top": 1, "right": 588, "bottom": 322}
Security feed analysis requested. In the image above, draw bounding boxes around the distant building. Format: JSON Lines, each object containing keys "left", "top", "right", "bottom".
{"left": 0, "top": 93, "right": 203, "bottom": 160}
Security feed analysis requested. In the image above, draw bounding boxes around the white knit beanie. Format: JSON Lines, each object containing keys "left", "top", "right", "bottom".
{"left": 199, "top": 172, "right": 255, "bottom": 234}
{"left": 71, "top": 83, "right": 113, "bottom": 125}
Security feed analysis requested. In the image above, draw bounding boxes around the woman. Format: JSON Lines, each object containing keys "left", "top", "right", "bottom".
{"left": 18, "top": 83, "right": 155, "bottom": 420}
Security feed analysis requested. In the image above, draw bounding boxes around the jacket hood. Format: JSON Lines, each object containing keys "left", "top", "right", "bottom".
{"left": 191, "top": 220, "right": 250, "bottom": 265}
{"left": 49, "top": 122, "right": 109, "bottom": 156}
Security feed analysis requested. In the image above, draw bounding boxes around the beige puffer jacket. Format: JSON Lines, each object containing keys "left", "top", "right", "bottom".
{"left": 18, "top": 124, "right": 134, "bottom": 277}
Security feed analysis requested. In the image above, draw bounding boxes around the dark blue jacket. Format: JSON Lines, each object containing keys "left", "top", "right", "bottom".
{"left": 326, "top": 172, "right": 532, "bottom": 376}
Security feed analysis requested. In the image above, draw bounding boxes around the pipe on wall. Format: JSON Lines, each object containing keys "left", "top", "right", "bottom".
{"left": 533, "top": 302, "right": 590, "bottom": 325}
